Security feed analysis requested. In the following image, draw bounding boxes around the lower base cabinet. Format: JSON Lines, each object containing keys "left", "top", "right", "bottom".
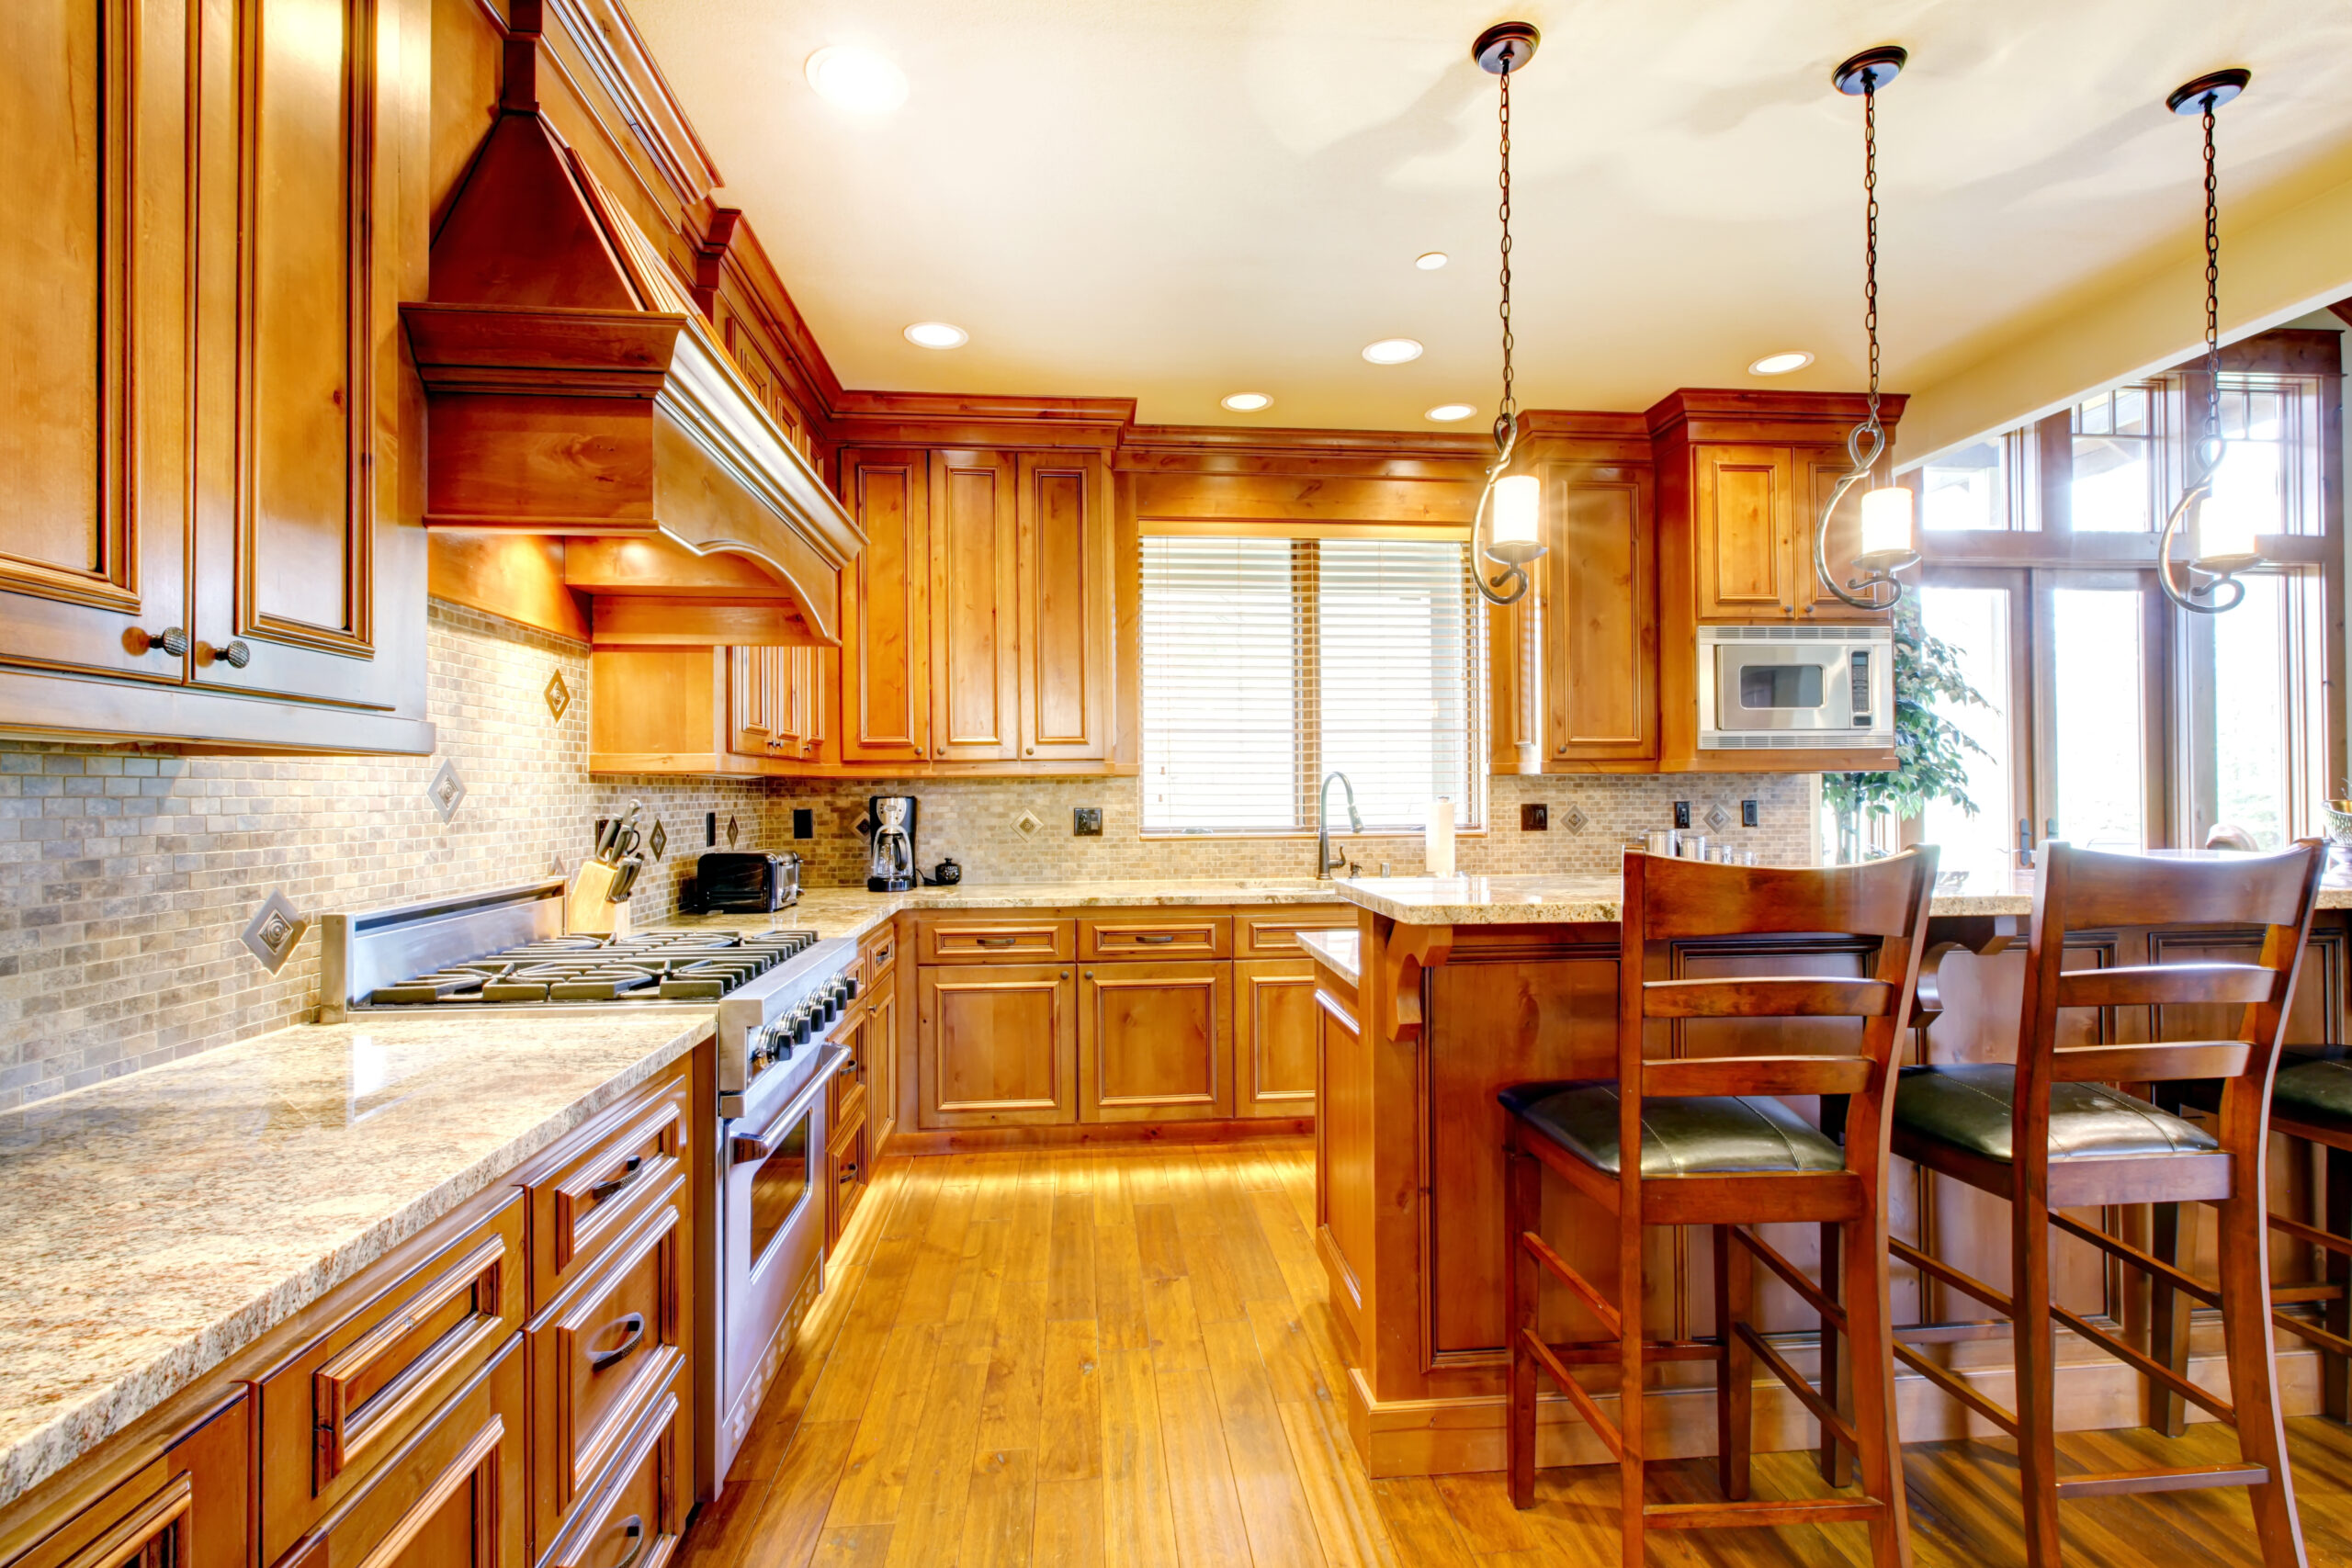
{"left": 281, "top": 1337, "right": 528, "bottom": 1568}
{"left": 918, "top": 963, "right": 1078, "bottom": 1128}
{"left": 0, "top": 1392, "right": 250, "bottom": 1568}
{"left": 1079, "top": 960, "right": 1231, "bottom": 1121}
{"left": 536, "top": 1372, "right": 688, "bottom": 1568}
{"left": 1235, "top": 958, "right": 1318, "bottom": 1119}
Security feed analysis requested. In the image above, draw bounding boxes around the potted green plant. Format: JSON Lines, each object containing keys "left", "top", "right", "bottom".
{"left": 1824, "top": 595, "right": 1991, "bottom": 863}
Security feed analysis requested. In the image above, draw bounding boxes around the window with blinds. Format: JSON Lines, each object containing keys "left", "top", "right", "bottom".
{"left": 1138, "top": 535, "right": 1481, "bottom": 833}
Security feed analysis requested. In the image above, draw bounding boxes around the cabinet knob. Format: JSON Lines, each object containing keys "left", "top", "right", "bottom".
{"left": 214, "top": 638, "right": 253, "bottom": 669}
{"left": 140, "top": 626, "right": 189, "bottom": 657}
{"left": 1025, "top": 747, "right": 1035, "bottom": 755}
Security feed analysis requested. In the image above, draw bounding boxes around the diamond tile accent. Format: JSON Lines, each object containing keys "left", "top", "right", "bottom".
{"left": 649, "top": 818, "right": 668, "bottom": 860}
{"left": 727, "top": 815, "right": 740, "bottom": 847}
{"left": 544, "top": 669, "right": 571, "bottom": 720}
{"left": 1562, "top": 804, "right": 1589, "bottom": 835}
{"left": 239, "top": 889, "right": 307, "bottom": 975}
{"left": 1705, "top": 802, "right": 1732, "bottom": 832}
{"left": 427, "top": 759, "right": 468, "bottom": 822}
{"left": 1013, "top": 809, "right": 1046, "bottom": 840}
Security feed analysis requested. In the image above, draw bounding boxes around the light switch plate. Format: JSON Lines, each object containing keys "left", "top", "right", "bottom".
{"left": 1520, "top": 803, "right": 1548, "bottom": 831}
{"left": 1073, "top": 807, "right": 1103, "bottom": 836}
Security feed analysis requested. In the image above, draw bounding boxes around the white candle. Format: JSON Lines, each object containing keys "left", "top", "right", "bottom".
{"left": 1490, "top": 475, "right": 1542, "bottom": 559}
{"left": 1425, "top": 797, "right": 1456, "bottom": 878}
{"left": 1858, "top": 485, "right": 1914, "bottom": 561}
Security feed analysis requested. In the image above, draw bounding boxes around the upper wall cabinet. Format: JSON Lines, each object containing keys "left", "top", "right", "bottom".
{"left": 0, "top": 0, "right": 434, "bottom": 753}
{"left": 834, "top": 445, "right": 1114, "bottom": 775}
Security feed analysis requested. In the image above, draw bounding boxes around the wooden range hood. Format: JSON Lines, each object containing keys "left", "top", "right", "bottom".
{"left": 401, "top": 30, "right": 858, "bottom": 647}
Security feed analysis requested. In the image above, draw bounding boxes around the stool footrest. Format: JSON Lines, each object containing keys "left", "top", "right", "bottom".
{"left": 1521, "top": 1227, "right": 1622, "bottom": 1337}
{"left": 1735, "top": 1321, "right": 1857, "bottom": 1454}
{"left": 2272, "top": 1309, "right": 2352, "bottom": 1360}
{"left": 1889, "top": 1340, "right": 2018, "bottom": 1437}
{"left": 1644, "top": 1497, "right": 1888, "bottom": 1530}
{"left": 2052, "top": 1464, "right": 2269, "bottom": 1500}
{"left": 1520, "top": 1329, "right": 1624, "bottom": 1461}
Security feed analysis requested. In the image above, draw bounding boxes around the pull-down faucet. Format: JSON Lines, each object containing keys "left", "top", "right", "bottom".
{"left": 1317, "top": 771, "right": 1362, "bottom": 879}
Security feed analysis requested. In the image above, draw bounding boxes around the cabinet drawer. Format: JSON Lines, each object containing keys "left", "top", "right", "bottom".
{"left": 258, "top": 1193, "right": 526, "bottom": 1564}
{"left": 277, "top": 1337, "right": 527, "bottom": 1568}
{"left": 537, "top": 1372, "right": 687, "bottom": 1568}
{"left": 827, "top": 1108, "right": 870, "bottom": 1252}
{"left": 527, "top": 1193, "right": 687, "bottom": 1554}
{"left": 520, "top": 1066, "right": 692, "bottom": 1313}
{"left": 919, "top": 918, "right": 1074, "bottom": 964}
{"left": 1080, "top": 914, "right": 1230, "bottom": 962}
{"left": 861, "top": 921, "right": 899, "bottom": 981}
{"left": 1238, "top": 908, "right": 1355, "bottom": 958}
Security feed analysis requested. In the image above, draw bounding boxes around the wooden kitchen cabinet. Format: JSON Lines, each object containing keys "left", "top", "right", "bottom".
{"left": 918, "top": 963, "right": 1077, "bottom": 1128}
{"left": 0, "top": 1391, "right": 249, "bottom": 1568}
{"left": 1234, "top": 958, "right": 1319, "bottom": 1120}
{"left": 0, "top": 0, "right": 432, "bottom": 753}
{"left": 861, "top": 959, "right": 899, "bottom": 1151}
{"left": 1796, "top": 442, "right": 1879, "bottom": 621}
{"left": 1079, "top": 960, "right": 1232, "bottom": 1122}
{"left": 1015, "top": 451, "right": 1113, "bottom": 762}
{"left": 930, "top": 450, "right": 1020, "bottom": 761}
{"left": 1690, "top": 444, "right": 1795, "bottom": 621}
{"left": 1542, "top": 457, "right": 1659, "bottom": 766}
{"left": 731, "top": 645, "right": 831, "bottom": 763}
{"left": 839, "top": 448, "right": 932, "bottom": 764}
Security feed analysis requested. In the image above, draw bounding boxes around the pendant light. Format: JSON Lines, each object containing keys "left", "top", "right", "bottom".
{"left": 2155, "top": 68, "right": 2257, "bottom": 615}
{"left": 1467, "top": 22, "right": 1546, "bottom": 607}
{"left": 1813, "top": 47, "right": 1917, "bottom": 612}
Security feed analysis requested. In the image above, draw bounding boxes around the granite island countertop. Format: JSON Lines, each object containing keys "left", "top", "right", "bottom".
{"left": 0, "top": 1010, "right": 712, "bottom": 1510}
{"left": 1332, "top": 867, "right": 2352, "bottom": 925}
{"left": 667, "top": 877, "right": 1363, "bottom": 946}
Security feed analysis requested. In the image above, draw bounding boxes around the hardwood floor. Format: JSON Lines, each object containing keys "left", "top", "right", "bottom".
{"left": 680, "top": 1140, "right": 2352, "bottom": 1568}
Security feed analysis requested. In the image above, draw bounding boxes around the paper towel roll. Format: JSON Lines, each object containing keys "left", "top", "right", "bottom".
{"left": 1425, "top": 797, "right": 1456, "bottom": 878}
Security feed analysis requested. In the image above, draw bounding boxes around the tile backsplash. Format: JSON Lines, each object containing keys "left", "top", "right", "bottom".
{"left": 0, "top": 601, "right": 1816, "bottom": 1109}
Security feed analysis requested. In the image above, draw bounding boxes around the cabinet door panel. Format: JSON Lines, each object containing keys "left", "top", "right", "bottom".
{"left": 1017, "top": 452, "right": 1109, "bottom": 761}
{"left": 194, "top": 0, "right": 404, "bottom": 706}
{"left": 0, "top": 0, "right": 191, "bottom": 683}
{"left": 839, "top": 449, "right": 929, "bottom": 762}
{"left": 1544, "top": 465, "right": 1657, "bottom": 761}
{"left": 1080, "top": 960, "right": 1230, "bottom": 1122}
{"left": 1236, "top": 958, "right": 1317, "bottom": 1119}
{"left": 929, "top": 449, "right": 1016, "bottom": 761}
{"left": 1692, "top": 446, "right": 1790, "bottom": 619}
{"left": 3, "top": 1391, "right": 249, "bottom": 1568}
{"left": 919, "top": 964, "right": 1074, "bottom": 1127}
{"left": 1796, "top": 444, "right": 1883, "bottom": 622}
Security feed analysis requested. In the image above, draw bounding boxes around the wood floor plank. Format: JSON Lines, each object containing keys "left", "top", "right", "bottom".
{"left": 1245, "top": 1297, "right": 1335, "bottom": 1410}
{"left": 1368, "top": 1477, "right": 1480, "bottom": 1568}
{"left": 1099, "top": 1347, "right": 1183, "bottom": 1568}
{"left": 1146, "top": 1274, "right": 1212, "bottom": 1375}
{"left": 1034, "top": 1476, "right": 1109, "bottom": 1568}
{"left": 882, "top": 1356, "right": 991, "bottom": 1568}
{"left": 978, "top": 1270, "right": 1048, "bottom": 1455}
{"left": 824, "top": 1322, "right": 944, "bottom": 1529}
{"left": 1203, "top": 1316, "right": 1331, "bottom": 1567}
{"left": 1136, "top": 1203, "right": 1185, "bottom": 1284}
{"left": 958, "top": 1446, "right": 1036, "bottom": 1568}
{"left": 1047, "top": 1191, "right": 1101, "bottom": 1322}
{"left": 1273, "top": 1395, "right": 1403, "bottom": 1568}
{"left": 730, "top": 1420, "right": 861, "bottom": 1568}
{"left": 1153, "top": 1363, "right": 1257, "bottom": 1568}
{"left": 1039, "top": 1318, "right": 1105, "bottom": 1483}
{"left": 808, "top": 1522, "right": 894, "bottom": 1568}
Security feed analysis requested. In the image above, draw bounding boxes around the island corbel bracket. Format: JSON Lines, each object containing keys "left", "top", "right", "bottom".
{"left": 1906, "top": 914, "right": 2028, "bottom": 1046}
{"left": 1375, "top": 920, "right": 1455, "bottom": 1043}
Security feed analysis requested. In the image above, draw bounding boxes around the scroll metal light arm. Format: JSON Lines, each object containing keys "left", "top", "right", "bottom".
{"left": 1812, "top": 417, "right": 1914, "bottom": 612}
{"left": 1470, "top": 416, "right": 1538, "bottom": 607}
{"left": 2155, "top": 434, "right": 2248, "bottom": 615}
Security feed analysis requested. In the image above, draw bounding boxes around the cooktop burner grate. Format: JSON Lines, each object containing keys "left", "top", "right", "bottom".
{"left": 362, "top": 928, "right": 820, "bottom": 1007}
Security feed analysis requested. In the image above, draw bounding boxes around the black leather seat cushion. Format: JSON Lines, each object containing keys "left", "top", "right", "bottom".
{"left": 2273, "top": 1051, "right": 2352, "bottom": 1130}
{"left": 1498, "top": 1081, "right": 1844, "bottom": 1178}
{"left": 1893, "top": 1064, "right": 2218, "bottom": 1164}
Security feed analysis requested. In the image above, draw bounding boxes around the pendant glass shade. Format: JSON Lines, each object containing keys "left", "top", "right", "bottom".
{"left": 1856, "top": 485, "right": 1915, "bottom": 566}
{"left": 1489, "top": 474, "right": 1543, "bottom": 562}
{"left": 2196, "top": 459, "right": 2261, "bottom": 565}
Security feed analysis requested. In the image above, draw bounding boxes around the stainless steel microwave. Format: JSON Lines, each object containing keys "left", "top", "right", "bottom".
{"left": 1697, "top": 625, "right": 1895, "bottom": 751}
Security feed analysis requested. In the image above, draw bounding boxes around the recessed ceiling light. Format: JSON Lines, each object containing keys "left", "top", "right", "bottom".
{"left": 1425, "top": 403, "right": 1477, "bottom": 423}
{"left": 1747, "top": 350, "right": 1814, "bottom": 376}
{"left": 1416, "top": 252, "right": 1449, "bottom": 270}
{"left": 903, "top": 321, "right": 967, "bottom": 350}
{"left": 1220, "top": 392, "right": 1272, "bottom": 412}
{"left": 1362, "top": 338, "right": 1423, "bottom": 366}
{"left": 805, "top": 46, "right": 909, "bottom": 113}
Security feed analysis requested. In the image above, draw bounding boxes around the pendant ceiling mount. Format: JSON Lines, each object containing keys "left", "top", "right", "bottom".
{"left": 1473, "top": 21, "right": 1539, "bottom": 75}
{"left": 2167, "top": 68, "right": 2249, "bottom": 116}
{"left": 1832, "top": 46, "right": 1907, "bottom": 96}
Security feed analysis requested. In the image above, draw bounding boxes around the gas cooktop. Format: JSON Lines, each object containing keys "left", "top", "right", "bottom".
{"left": 358, "top": 929, "right": 820, "bottom": 1008}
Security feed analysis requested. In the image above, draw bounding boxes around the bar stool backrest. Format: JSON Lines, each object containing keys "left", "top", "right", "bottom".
{"left": 2017, "top": 840, "right": 2328, "bottom": 1170}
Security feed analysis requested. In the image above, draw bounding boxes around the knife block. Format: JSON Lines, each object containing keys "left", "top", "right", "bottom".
{"left": 566, "top": 862, "right": 634, "bottom": 938}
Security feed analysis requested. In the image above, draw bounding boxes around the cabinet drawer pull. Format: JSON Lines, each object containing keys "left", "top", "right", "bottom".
{"left": 976, "top": 936, "right": 1018, "bottom": 947}
{"left": 590, "top": 1313, "right": 647, "bottom": 1371}
{"left": 1136, "top": 931, "right": 1179, "bottom": 943}
{"left": 590, "top": 1155, "right": 644, "bottom": 1204}
{"left": 139, "top": 626, "right": 189, "bottom": 657}
{"left": 217, "top": 638, "right": 253, "bottom": 669}
{"left": 313, "top": 1234, "right": 509, "bottom": 1483}
{"left": 610, "top": 1515, "right": 647, "bottom": 1568}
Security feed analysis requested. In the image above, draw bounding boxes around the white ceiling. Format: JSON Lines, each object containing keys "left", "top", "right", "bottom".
{"left": 628, "top": 0, "right": 2352, "bottom": 433}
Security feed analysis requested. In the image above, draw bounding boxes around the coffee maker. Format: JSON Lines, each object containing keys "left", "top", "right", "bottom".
{"left": 865, "top": 795, "right": 918, "bottom": 892}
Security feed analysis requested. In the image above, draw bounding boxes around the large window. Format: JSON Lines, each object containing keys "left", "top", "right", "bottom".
{"left": 1902, "top": 332, "right": 2342, "bottom": 875}
{"left": 1138, "top": 534, "right": 1480, "bottom": 833}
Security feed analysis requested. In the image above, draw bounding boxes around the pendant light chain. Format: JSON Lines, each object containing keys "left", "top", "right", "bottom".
{"left": 2202, "top": 96, "right": 2222, "bottom": 447}
{"left": 1495, "top": 59, "right": 1516, "bottom": 450}
{"left": 1862, "top": 78, "right": 1882, "bottom": 427}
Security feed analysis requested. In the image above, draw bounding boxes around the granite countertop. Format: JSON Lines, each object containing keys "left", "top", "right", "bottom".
{"left": 1297, "top": 928, "right": 1360, "bottom": 987}
{"left": 1334, "top": 868, "right": 2352, "bottom": 925}
{"left": 667, "top": 878, "right": 1358, "bottom": 946}
{"left": 0, "top": 1010, "right": 712, "bottom": 1510}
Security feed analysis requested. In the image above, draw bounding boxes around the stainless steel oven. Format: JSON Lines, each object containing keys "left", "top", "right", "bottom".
{"left": 1697, "top": 624, "right": 1894, "bottom": 751}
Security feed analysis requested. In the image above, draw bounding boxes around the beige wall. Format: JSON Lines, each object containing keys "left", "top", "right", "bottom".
{"left": 0, "top": 603, "right": 1814, "bottom": 1111}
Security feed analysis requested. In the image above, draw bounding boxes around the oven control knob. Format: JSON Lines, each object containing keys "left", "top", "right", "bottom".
{"left": 791, "top": 1008, "right": 814, "bottom": 1045}
{"left": 843, "top": 975, "right": 861, "bottom": 1002}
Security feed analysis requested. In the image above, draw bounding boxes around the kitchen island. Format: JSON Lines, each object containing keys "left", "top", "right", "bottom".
{"left": 1309, "top": 871, "right": 2352, "bottom": 1477}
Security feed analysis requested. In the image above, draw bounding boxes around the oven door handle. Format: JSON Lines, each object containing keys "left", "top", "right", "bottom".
{"left": 729, "top": 1046, "right": 846, "bottom": 1167}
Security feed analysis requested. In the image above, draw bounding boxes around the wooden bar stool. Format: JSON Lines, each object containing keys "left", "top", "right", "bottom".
{"left": 1500, "top": 847, "right": 1939, "bottom": 1568}
{"left": 1887, "top": 840, "right": 2326, "bottom": 1568}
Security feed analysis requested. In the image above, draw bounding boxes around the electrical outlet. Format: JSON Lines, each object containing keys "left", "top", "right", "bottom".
{"left": 1073, "top": 806, "right": 1103, "bottom": 836}
{"left": 1673, "top": 800, "right": 1691, "bottom": 829}
{"left": 1741, "top": 798, "right": 1759, "bottom": 828}
{"left": 792, "top": 807, "right": 813, "bottom": 840}
{"left": 1520, "top": 803, "right": 1548, "bottom": 831}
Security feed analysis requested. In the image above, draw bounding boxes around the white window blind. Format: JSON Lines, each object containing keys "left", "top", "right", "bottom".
{"left": 1139, "top": 535, "right": 1480, "bottom": 833}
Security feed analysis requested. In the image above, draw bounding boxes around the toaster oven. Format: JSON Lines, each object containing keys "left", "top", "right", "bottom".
{"left": 695, "top": 852, "right": 802, "bottom": 912}
{"left": 1697, "top": 625, "right": 1894, "bottom": 751}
